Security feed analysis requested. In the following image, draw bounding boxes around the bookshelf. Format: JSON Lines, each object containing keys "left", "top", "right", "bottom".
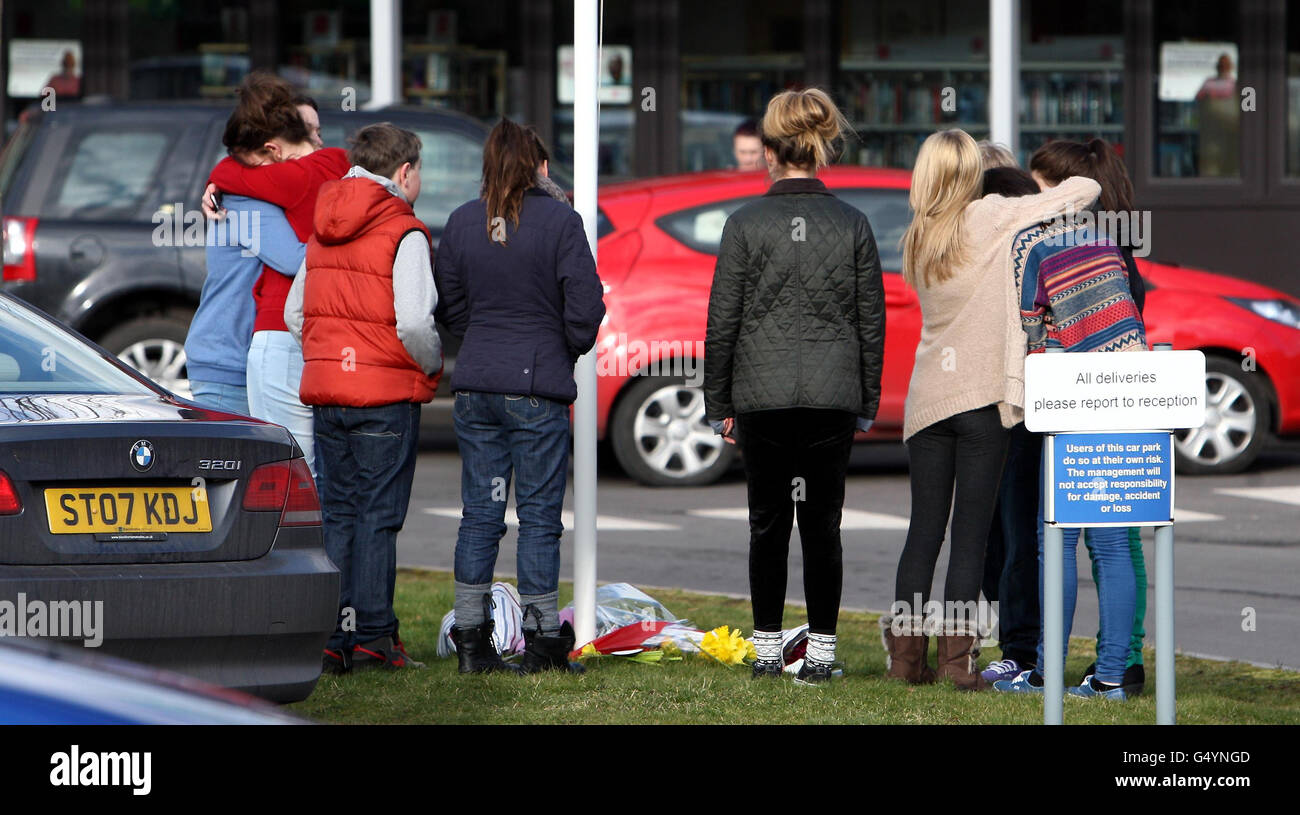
{"left": 836, "top": 59, "right": 1125, "bottom": 168}
{"left": 402, "top": 44, "right": 506, "bottom": 119}
{"left": 681, "top": 54, "right": 804, "bottom": 118}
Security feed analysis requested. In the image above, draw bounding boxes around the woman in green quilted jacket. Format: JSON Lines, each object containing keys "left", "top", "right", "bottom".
{"left": 705, "top": 88, "right": 886, "bottom": 686}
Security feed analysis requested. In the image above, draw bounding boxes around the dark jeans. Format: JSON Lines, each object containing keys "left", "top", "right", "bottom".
{"left": 982, "top": 422, "right": 1043, "bottom": 668}
{"left": 896, "top": 406, "right": 1009, "bottom": 612}
{"left": 314, "top": 402, "right": 420, "bottom": 649}
{"left": 452, "top": 391, "right": 570, "bottom": 596}
{"left": 737, "top": 407, "right": 857, "bottom": 636}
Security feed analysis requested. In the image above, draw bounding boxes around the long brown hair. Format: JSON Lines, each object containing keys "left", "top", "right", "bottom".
{"left": 481, "top": 118, "right": 549, "bottom": 242}
{"left": 222, "top": 71, "right": 311, "bottom": 160}
{"left": 1030, "top": 138, "right": 1134, "bottom": 213}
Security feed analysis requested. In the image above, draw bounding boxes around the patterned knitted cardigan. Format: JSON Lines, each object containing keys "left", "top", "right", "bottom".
{"left": 1010, "top": 218, "right": 1147, "bottom": 354}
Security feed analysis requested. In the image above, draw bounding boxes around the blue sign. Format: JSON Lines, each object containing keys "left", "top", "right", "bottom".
{"left": 1045, "top": 432, "right": 1174, "bottom": 527}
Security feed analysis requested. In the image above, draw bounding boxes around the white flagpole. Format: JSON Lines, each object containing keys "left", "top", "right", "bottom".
{"left": 571, "top": 0, "right": 600, "bottom": 647}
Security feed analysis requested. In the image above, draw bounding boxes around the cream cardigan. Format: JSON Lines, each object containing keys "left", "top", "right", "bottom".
{"left": 902, "top": 176, "right": 1102, "bottom": 441}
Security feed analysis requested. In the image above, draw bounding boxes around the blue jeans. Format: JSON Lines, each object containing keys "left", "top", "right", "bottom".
{"left": 247, "top": 330, "right": 315, "bottom": 476}
{"left": 189, "top": 380, "right": 249, "bottom": 416}
{"left": 1035, "top": 454, "right": 1137, "bottom": 685}
{"left": 452, "top": 391, "right": 570, "bottom": 596}
{"left": 314, "top": 402, "right": 420, "bottom": 649}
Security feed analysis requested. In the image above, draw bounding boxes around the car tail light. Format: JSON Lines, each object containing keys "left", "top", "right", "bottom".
{"left": 0, "top": 471, "right": 22, "bottom": 515}
{"left": 2, "top": 217, "right": 38, "bottom": 282}
{"left": 280, "top": 458, "right": 321, "bottom": 527}
{"left": 242, "top": 459, "right": 320, "bottom": 526}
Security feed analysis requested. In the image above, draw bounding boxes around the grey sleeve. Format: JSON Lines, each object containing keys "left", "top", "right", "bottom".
{"left": 392, "top": 231, "right": 441, "bottom": 376}
{"left": 284, "top": 259, "right": 308, "bottom": 343}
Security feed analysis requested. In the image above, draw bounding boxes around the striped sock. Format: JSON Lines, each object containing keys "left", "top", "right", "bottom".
{"left": 752, "top": 630, "right": 783, "bottom": 666}
{"left": 806, "top": 632, "right": 836, "bottom": 668}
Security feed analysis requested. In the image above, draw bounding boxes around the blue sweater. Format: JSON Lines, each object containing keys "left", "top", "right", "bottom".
{"left": 186, "top": 196, "right": 306, "bottom": 387}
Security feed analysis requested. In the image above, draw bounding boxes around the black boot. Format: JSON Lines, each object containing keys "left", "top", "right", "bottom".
{"left": 450, "top": 593, "right": 520, "bottom": 674}
{"left": 520, "top": 605, "right": 585, "bottom": 674}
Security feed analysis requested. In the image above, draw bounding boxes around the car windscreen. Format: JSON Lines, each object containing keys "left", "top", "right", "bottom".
{"left": 0, "top": 297, "right": 155, "bottom": 395}
{"left": 655, "top": 186, "right": 910, "bottom": 272}
{"left": 318, "top": 121, "right": 482, "bottom": 232}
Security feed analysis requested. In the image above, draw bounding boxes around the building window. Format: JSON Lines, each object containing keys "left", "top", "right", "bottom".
{"left": 1019, "top": 0, "right": 1124, "bottom": 164}
{"left": 837, "top": 0, "right": 989, "bottom": 169}
{"left": 679, "top": 0, "right": 803, "bottom": 172}
{"left": 1287, "top": 0, "right": 1300, "bottom": 176}
{"left": 1153, "top": 0, "right": 1241, "bottom": 178}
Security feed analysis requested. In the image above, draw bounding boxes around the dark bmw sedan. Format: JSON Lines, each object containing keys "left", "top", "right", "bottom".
{"left": 0, "top": 292, "right": 338, "bottom": 703}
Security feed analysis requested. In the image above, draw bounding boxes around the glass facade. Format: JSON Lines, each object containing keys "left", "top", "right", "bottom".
{"left": 1152, "top": 1, "right": 1241, "bottom": 177}
{"left": 1288, "top": 0, "right": 1300, "bottom": 177}
{"left": 838, "top": 0, "right": 990, "bottom": 168}
{"left": 0, "top": 0, "right": 1290, "bottom": 187}
{"left": 678, "top": 0, "right": 803, "bottom": 172}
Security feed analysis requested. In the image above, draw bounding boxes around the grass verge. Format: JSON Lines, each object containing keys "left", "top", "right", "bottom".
{"left": 288, "top": 569, "right": 1300, "bottom": 725}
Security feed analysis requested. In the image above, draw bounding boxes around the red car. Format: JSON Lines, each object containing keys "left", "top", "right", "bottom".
{"left": 591, "top": 167, "right": 1300, "bottom": 485}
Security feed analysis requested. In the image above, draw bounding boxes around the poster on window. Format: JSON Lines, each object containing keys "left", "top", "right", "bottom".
{"left": 557, "top": 45, "right": 632, "bottom": 105}
{"left": 1158, "top": 42, "right": 1238, "bottom": 103}
{"left": 7, "top": 40, "right": 82, "bottom": 99}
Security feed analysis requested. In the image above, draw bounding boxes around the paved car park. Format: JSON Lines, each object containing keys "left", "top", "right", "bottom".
{"left": 398, "top": 439, "right": 1300, "bottom": 671}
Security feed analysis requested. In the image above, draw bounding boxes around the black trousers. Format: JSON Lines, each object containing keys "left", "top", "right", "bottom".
{"left": 896, "top": 405, "right": 1009, "bottom": 612}
{"left": 981, "top": 422, "right": 1043, "bottom": 667}
{"left": 737, "top": 407, "right": 857, "bottom": 636}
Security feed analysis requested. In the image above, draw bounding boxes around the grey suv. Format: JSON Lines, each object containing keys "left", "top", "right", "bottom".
{"left": 0, "top": 100, "right": 493, "bottom": 406}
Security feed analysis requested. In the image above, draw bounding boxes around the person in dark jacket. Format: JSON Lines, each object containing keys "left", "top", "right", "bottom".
{"left": 705, "top": 88, "right": 885, "bottom": 685}
{"left": 434, "top": 119, "right": 605, "bottom": 675}
{"left": 991, "top": 139, "right": 1149, "bottom": 696}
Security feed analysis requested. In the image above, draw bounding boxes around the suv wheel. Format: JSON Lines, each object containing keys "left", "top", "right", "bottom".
{"left": 609, "top": 375, "right": 736, "bottom": 486}
{"left": 99, "top": 311, "right": 194, "bottom": 399}
{"left": 1173, "top": 356, "right": 1272, "bottom": 475}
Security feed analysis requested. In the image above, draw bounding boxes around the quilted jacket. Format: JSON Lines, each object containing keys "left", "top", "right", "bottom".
{"left": 704, "top": 177, "right": 886, "bottom": 422}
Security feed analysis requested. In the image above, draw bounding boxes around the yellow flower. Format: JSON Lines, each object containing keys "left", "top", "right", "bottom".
{"left": 699, "top": 625, "right": 757, "bottom": 666}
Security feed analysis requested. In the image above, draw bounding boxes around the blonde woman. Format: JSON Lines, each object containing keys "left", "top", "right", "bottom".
{"left": 882, "top": 129, "right": 1101, "bottom": 689}
{"left": 705, "top": 88, "right": 885, "bottom": 685}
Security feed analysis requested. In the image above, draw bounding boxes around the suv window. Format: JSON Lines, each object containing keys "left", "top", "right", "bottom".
{"left": 43, "top": 128, "right": 177, "bottom": 220}
{"left": 319, "top": 121, "right": 483, "bottom": 231}
{"left": 656, "top": 187, "right": 910, "bottom": 271}
{"left": 0, "top": 121, "right": 36, "bottom": 199}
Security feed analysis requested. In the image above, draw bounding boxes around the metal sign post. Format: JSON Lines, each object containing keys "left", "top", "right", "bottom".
{"left": 1027, "top": 345, "right": 1205, "bottom": 725}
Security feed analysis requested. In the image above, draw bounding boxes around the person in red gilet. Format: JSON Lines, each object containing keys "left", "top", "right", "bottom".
{"left": 285, "top": 123, "right": 440, "bottom": 673}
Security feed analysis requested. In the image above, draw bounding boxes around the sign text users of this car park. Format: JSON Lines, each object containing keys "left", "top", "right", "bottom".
{"left": 1045, "top": 431, "right": 1174, "bottom": 526}
{"left": 1024, "top": 350, "right": 1207, "bottom": 433}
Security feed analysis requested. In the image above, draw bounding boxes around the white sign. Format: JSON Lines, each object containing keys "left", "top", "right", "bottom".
{"left": 1025, "top": 350, "right": 1207, "bottom": 433}
{"left": 1158, "top": 42, "right": 1237, "bottom": 103}
{"left": 557, "top": 44, "right": 632, "bottom": 104}
{"left": 7, "top": 40, "right": 81, "bottom": 98}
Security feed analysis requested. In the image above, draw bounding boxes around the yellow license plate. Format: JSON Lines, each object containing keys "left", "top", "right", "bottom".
{"left": 44, "top": 486, "right": 213, "bottom": 534}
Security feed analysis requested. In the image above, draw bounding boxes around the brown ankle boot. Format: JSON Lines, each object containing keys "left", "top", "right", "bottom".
{"left": 935, "top": 622, "right": 988, "bottom": 691}
{"left": 880, "top": 615, "right": 935, "bottom": 684}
